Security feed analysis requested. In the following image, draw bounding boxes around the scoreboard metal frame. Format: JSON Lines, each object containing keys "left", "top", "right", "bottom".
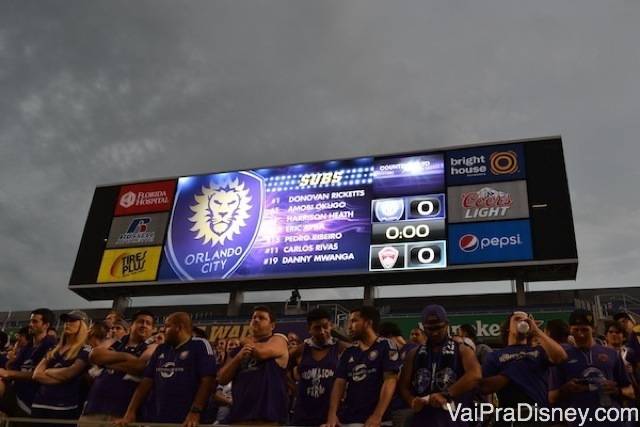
{"left": 69, "top": 135, "right": 578, "bottom": 300}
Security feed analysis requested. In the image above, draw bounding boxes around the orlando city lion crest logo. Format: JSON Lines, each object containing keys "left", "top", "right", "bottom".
{"left": 165, "top": 171, "right": 264, "bottom": 280}
{"left": 188, "top": 178, "right": 253, "bottom": 246}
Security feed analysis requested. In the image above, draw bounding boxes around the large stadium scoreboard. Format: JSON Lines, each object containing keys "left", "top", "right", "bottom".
{"left": 70, "top": 137, "right": 578, "bottom": 299}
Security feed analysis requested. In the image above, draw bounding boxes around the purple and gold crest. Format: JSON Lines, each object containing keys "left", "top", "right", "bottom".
{"left": 165, "top": 171, "right": 265, "bottom": 280}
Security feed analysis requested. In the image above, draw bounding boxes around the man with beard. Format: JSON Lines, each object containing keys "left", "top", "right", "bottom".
{"left": 550, "top": 310, "right": 634, "bottom": 427}
{"left": 409, "top": 328, "right": 426, "bottom": 346}
{"left": 79, "top": 311, "right": 157, "bottom": 426}
{"left": 324, "top": 306, "right": 401, "bottom": 427}
{"left": 115, "top": 312, "right": 216, "bottom": 427}
{"left": 399, "top": 305, "right": 481, "bottom": 427}
{"left": 482, "top": 311, "right": 567, "bottom": 427}
{"left": 0, "top": 308, "right": 57, "bottom": 417}
{"left": 217, "top": 305, "right": 289, "bottom": 425}
{"left": 291, "top": 308, "right": 345, "bottom": 426}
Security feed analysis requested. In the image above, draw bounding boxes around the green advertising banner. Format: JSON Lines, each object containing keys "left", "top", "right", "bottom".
{"left": 386, "top": 311, "right": 571, "bottom": 342}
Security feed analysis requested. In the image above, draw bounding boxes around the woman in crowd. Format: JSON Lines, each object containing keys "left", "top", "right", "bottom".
{"left": 31, "top": 310, "right": 91, "bottom": 426}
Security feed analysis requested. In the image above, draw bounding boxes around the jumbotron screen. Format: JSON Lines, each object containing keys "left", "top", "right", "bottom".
{"left": 70, "top": 137, "right": 578, "bottom": 299}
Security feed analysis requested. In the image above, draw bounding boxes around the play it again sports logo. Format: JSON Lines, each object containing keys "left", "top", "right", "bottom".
{"left": 114, "top": 180, "right": 176, "bottom": 216}
{"left": 97, "top": 247, "right": 161, "bottom": 283}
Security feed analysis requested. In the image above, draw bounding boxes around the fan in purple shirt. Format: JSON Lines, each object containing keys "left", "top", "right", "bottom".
{"left": 549, "top": 310, "right": 634, "bottom": 427}
{"left": 0, "top": 308, "right": 57, "bottom": 417}
{"left": 115, "top": 312, "right": 216, "bottom": 427}
{"left": 324, "top": 306, "right": 401, "bottom": 427}
{"left": 217, "top": 305, "right": 290, "bottom": 425}
{"left": 31, "top": 310, "right": 92, "bottom": 427}
{"left": 79, "top": 310, "right": 157, "bottom": 425}
{"left": 379, "top": 321, "right": 418, "bottom": 427}
{"left": 290, "top": 308, "right": 347, "bottom": 427}
{"left": 481, "top": 310, "right": 567, "bottom": 427}
{"left": 399, "top": 305, "right": 482, "bottom": 427}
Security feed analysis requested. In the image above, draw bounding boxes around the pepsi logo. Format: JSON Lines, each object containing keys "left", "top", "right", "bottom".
{"left": 459, "top": 234, "right": 479, "bottom": 252}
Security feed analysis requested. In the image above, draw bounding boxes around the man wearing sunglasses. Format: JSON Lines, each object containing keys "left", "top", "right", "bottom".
{"left": 399, "top": 304, "right": 481, "bottom": 427}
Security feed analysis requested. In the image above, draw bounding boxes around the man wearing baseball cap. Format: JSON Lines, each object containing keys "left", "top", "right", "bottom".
{"left": 481, "top": 310, "right": 567, "bottom": 427}
{"left": 398, "top": 305, "right": 481, "bottom": 427}
{"left": 550, "top": 309, "right": 634, "bottom": 427}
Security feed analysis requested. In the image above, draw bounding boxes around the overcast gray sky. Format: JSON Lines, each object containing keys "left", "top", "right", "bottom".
{"left": 1, "top": 0, "right": 639, "bottom": 311}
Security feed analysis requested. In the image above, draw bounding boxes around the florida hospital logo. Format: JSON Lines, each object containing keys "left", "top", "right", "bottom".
{"left": 166, "top": 171, "right": 264, "bottom": 281}
{"left": 189, "top": 178, "right": 252, "bottom": 246}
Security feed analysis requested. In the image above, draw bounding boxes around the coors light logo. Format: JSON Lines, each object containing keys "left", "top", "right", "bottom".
{"left": 461, "top": 187, "right": 512, "bottom": 219}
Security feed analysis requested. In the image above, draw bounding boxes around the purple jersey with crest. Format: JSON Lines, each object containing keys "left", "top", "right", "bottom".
{"left": 292, "top": 342, "right": 340, "bottom": 426}
{"left": 550, "top": 344, "right": 630, "bottom": 427}
{"left": 11, "top": 336, "right": 57, "bottom": 412}
{"left": 390, "top": 342, "right": 418, "bottom": 411}
{"left": 225, "top": 336, "right": 289, "bottom": 424}
{"left": 84, "top": 335, "right": 148, "bottom": 416}
{"left": 483, "top": 344, "right": 551, "bottom": 407}
{"left": 410, "top": 339, "right": 469, "bottom": 427}
{"left": 143, "top": 337, "right": 216, "bottom": 423}
{"left": 31, "top": 345, "right": 90, "bottom": 411}
{"left": 336, "top": 337, "right": 401, "bottom": 424}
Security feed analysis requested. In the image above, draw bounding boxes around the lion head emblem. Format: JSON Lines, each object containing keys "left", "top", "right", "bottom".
{"left": 188, "top": 178, "right": 252, "bottom": 246}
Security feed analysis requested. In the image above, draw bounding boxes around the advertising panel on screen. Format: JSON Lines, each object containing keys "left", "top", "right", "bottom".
{"left": 446, "top": 144, "right": 525, "bottom": 185}
{"left": 69, "top": 137, "right": 578, "bottom": 299}
{"left": 97, "top": 246, "right": 162, "bottom": 283}
{"left": 114, "top": 180, "right": 176, "bottom": 216}
{"left": 106, "top": 213, "right": 170, "bottom": 248}
{"left": 447, "top": 181, "right": 529, "bottom": 223}
{"left": 448, "top": 220, "right": 534, "bottom": 264}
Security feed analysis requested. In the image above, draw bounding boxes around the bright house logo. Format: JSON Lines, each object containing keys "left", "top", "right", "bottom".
{"left": 446, "top": 144, "right": 526, "bottom": 185}
{"left": 449, "top": 220, "right": 533, "bottom": 264}
{"left": 165, "top": 171, "right": 265, "bottom": 280}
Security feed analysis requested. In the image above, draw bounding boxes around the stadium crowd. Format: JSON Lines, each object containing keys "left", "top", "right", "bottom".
{"left": 0, "top": 304, "right": 639, "bottom": 427}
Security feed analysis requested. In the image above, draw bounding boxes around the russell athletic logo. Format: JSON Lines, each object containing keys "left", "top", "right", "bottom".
{"left": 115, "top": 218, "right": 154, "bottom": 246}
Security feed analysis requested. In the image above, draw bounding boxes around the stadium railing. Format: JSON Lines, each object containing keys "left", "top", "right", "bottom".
{"left": 0, "top": 417, "right": 300, "bottom": 427}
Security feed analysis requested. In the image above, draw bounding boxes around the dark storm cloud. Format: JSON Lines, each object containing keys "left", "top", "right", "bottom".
{"left": 1, "top": 0, "right": 639, "bottom": 309}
